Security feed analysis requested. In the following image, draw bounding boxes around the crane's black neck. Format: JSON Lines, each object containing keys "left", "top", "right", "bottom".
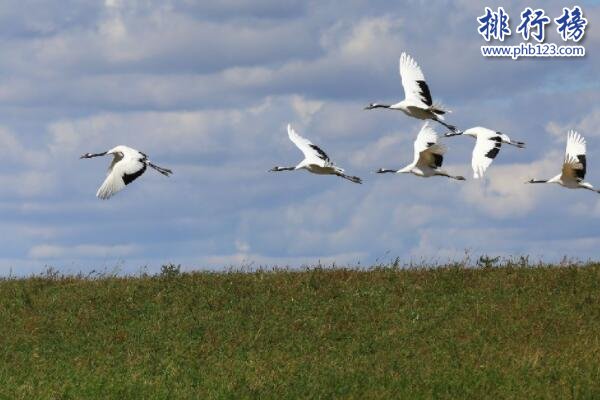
{"left": 270, "top": 166, "right": 295, "bottom": 172}
{"left": 81, "top": 151, "right": 107, "bottom": 159}
{"left": 367, "top": 104, "right": 391, "bottom": 109}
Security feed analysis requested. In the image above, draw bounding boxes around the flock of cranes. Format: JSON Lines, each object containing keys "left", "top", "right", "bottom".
{"left": 81, "top": 52, "right": 598, "bottom": 199}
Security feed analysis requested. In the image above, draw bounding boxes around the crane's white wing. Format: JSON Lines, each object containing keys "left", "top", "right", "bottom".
{"left": 562, "top": 130, "right": 586, "bottom": 182}
{"left": 287, "top": 124, "right": 331, "bottom": 163}
{"left": 96, "top": 156, "right": 147, "bottom": 199}
{"left": 472, "top": 136, "right": 502, "bottom": 179}
{"left": 413, "top": 123, "right": 446, "bottom": 168}
{"left": 399, "top": 52, "right": 433, "bottom": 108}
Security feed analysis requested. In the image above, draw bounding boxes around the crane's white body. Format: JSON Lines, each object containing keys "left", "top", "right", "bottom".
{"left": 446, "top": 126, "right": 525, "bottom": 179}
{"left": 527, "top": 131, "right": 599, "bottom": 193}
{"left": 365, "top": 52, "right": 459, "bottom": 133}
{"left": 376, "top": 123, "right": 465, "bottom": 181}
{"left": 81, "top": 145, "right": 172, "bottom": 199}
{"left": 270, "top": 125, "right": 362, "bottom": 184}
{"left": 389, "top": 101, "right": 439, "bottom": 121}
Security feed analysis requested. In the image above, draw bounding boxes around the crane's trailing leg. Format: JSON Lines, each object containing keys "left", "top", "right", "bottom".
{"left": 433, "top": 117, "right": 460, "bottom": 134}
{"left": 336, "top": 173, "right": 362, "bottom": 184}
{"left": 148, "top": 162, "right": 173, "bottom": 176}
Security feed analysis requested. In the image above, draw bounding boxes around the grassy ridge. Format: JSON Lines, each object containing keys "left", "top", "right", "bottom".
{"left": 1, "top": 263, "right": 600, "bottom": 399}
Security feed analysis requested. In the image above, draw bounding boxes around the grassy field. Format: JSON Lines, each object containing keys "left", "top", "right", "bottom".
{"left": 2, "top": 261, "right": 600, "bottom": 399}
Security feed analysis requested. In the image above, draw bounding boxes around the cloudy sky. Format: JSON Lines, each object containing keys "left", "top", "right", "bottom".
{"left": 0, "top": 0, "right": 598, "bottom": 275}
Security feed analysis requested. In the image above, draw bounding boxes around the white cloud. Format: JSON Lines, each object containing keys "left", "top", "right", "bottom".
{"left": 325, "top": 16, "right": 404, "bottom": 62}
{"left": 547, "top": 107, "right": 600, "bottom": 139}
{"left": 290, "top": 95, "right": 324, "bottom": 124}
{"left": 234, "top": 239, "right": 250, "bottom": 253}
{"left": 0, "top": 172, "right": 57, "bottom": 198}
{"left": 459, "top": 153, "right": 561, "bottom": 218}
{"left": 350, "top": 132, "right": 410, "bottom": 168}
{"left": 29, "top": 243, "right": 139, "bottom": 259}
{"left": 0, "top": 126, "right": 49, "bottom": 167}
{"left": 48, "top": 110, "right": 238, "bottom": 156}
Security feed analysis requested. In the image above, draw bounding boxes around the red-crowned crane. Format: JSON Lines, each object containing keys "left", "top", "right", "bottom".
{"left": 80, "top": 145, "right": 172, "bottom": 199}
{"left": 270, "top": 124, "right": 362, "bottom": 184}
{"left": 445, "top": 127, "right": 525, "bottom": 178}
{"left": 376, "top": 123, "right": 465, "bottom": 181}
{"left": 365, "top": 52, "right": 460, "bottom": 133}
{"left": 527, "top": 130, "right": 599, "bottom": 193}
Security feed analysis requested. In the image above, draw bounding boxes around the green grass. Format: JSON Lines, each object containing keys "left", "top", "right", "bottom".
{"left": 2, "top": 262, "right": 600, "bottom": 399}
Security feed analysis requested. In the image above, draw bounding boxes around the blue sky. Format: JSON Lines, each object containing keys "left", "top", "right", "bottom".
{"left": 0, "top": 0, "right": 598, "bottom": 275}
